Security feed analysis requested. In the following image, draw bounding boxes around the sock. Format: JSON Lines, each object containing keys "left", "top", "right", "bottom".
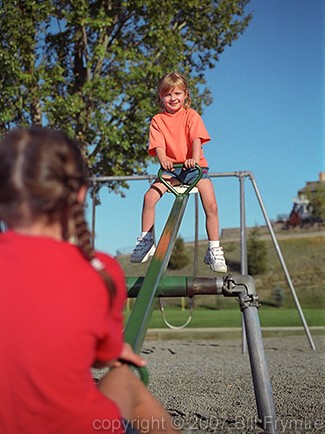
{"left": 141, "top": 231, "right": 153, "bottom": 240}
{"left": 208, "top": 240, "right": 220, "bottom": 249}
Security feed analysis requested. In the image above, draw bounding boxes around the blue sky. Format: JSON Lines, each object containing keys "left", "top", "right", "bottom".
{"left": 88, "top": 0, "right": 324, "bottom": 256}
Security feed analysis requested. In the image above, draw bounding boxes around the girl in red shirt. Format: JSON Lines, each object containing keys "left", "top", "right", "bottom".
{"left": 0, "top": 126, "right": 180, "bottom": 434}
{"left": 131, "top": 72, "right": 227, "bottom": 273}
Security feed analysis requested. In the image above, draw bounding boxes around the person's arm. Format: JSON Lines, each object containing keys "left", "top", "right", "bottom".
{"left": 155, "top": 147, "right": 174, "bottom": 171}
{"left": 93, "top": 343, "right": 147, "bottom": 369}
{"left": 184, "top": 137, "right": 201, "bottom": 168}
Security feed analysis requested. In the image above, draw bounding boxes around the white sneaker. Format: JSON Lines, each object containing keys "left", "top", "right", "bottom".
{"left": 204, "top": 247, "right": 227, "bottom": 273}
{"left": 130, "top": 237, "right": 156, "bottom": 263}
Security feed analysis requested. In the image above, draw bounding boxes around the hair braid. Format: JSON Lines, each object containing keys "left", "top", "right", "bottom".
{"left": 68, "top": 192, "right": 116, "bottom": 302}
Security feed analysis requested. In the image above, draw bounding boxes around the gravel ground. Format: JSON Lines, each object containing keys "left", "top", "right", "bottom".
{"left": 139, "top": 334, "right": 325, "bottom": 434}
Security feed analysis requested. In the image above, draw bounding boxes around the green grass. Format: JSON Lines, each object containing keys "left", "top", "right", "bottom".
{"left": 119, "top": 234, "right": 325, "bottom": 309}
{"left": 120, "top": 232, "right": 325, "bottom": 338}
{"left": 124, "top": 306, "right": 325, "bottom": 328}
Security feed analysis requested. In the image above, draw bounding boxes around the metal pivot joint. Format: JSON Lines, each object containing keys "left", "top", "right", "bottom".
{"left": 221, "top": 274, "right": 260, "bottom": 310}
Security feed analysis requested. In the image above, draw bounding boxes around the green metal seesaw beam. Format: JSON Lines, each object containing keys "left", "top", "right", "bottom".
{"left": 124, "top": 165, "right": 202, "bottom": 354}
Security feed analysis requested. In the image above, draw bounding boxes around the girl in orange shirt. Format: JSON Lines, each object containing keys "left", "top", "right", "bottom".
{"left": 131, "top": 72, "right": 227, "bottom": 273}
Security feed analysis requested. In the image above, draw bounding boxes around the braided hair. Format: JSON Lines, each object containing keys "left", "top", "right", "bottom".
{"left": 0, "top": 126, "right": 116, "bottom": 301}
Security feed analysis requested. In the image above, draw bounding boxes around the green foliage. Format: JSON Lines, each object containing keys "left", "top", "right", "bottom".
{"left": 0, "top": 0, "right": 252, "bottom": 191}
{"left": 119, "top": 232, "right": 325, "bottom": 308}
{"left": 271, "top": 285, "right": 285, "bottom": 307}
{"left": 168, "top": 236, "right": 190, "bottom": 270}
{"left": 247, "top": 226, "right": 268, "bottom": 275}
{"left": 306, "top": 183, "right": 325, "bottom": 220}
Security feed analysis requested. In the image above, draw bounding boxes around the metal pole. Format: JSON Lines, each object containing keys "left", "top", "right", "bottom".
{"left": 247, "top": 173, "right": 316, "bottom": 350}
{"left": 239, "top": 174, "right": 248, "bottom": 274}
{"left": 224, "top": 275, "right": 278, "bottom": 434}
{"left": 241, "top": 302, "right": 278, "bottom": 434}
{"left": 126, "top": 276, "right": 225, "bottom": 298}
{"left": 239, "top": 173, "right": 248, "bottom": 354}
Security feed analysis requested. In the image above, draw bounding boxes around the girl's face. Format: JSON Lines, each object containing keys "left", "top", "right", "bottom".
{"left": 160, "top": 86, "right": 188, "bottom": 114}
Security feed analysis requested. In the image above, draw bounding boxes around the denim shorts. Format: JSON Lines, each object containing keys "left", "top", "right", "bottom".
{"left": 162, "top": 167, "right": 209, "bottom": 185}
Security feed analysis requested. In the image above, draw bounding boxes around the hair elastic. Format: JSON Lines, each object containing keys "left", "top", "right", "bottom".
{"left": 90, "top": 257, "right": 105, "bottom": 271}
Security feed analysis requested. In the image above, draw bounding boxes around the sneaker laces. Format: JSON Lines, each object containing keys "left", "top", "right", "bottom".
{"left": 209, "top": 247, "right": 224, "bottom": 259}
{"left": 133, "top": 237, "right": 152, "bottom": 252}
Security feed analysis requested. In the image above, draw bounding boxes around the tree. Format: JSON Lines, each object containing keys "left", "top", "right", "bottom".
{"left": 247, "top": 226, "right": 268, "bottom": 276}
{"left": 306, "top": 183, "right": 325, "bottom": 221}
{"left": 0, "top": 0, "right": 252, "bottom": 191}
{"left": 168, "top": 236, "right": 190, "bottom": 270}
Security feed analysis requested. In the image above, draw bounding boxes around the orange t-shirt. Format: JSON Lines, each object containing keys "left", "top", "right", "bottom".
{"left": 148, "top": 108, "right": 210, "bottom": 167}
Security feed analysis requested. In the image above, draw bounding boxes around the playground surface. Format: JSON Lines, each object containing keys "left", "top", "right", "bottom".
{"left": 141, "top": 334, "right": 324, "bottom": 433}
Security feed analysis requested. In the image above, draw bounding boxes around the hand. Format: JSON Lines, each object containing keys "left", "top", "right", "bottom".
{"left": 160, "top": 160, "right": 174, "bottom": 171}
{"left": 184, "top": 159, "right": 197, "bottom": 169}
{"left": 108, "top": 343, "right": 147, "bottom": 368}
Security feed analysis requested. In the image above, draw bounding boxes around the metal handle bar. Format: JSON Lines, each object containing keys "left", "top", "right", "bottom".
{"left": 158, "top": 163, "right": 202, "bottom": 196}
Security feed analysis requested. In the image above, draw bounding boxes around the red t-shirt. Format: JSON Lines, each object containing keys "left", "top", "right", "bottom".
{"left": 0, "top": 231, "right": 126, "bottom": 434}
{"left": 148, "top": 107, "right": 210, "bottom": 167}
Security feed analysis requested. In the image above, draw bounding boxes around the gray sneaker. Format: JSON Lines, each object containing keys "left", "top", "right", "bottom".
{"left": 130, "top": 237, "right": 156, "bottom": 263}
{"left": 204, "top": 247, "right": 227, "bottom": 273}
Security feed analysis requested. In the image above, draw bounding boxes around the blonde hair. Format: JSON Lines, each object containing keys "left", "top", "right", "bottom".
{"left": 157, "top": 72, "right": 191, "bottom": 110}
{"left": 0, "top": 126, "right": 116, "bottom": 301}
